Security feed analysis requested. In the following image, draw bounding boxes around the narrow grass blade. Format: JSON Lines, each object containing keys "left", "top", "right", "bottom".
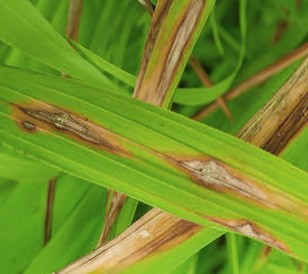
{"left": 73, "top": 41, "right": 136, "bottom": 87}
{"left": 133, "top": 0, "right": 216, "bottom": 107}
{"left": 0, "top": 152, "right": 58, "bottom": 183}
{"left": 173, "top": 0, "right": 246, "bottom": 106}
{"left": 0, "top": 0, "right": 113, "bottom": 87}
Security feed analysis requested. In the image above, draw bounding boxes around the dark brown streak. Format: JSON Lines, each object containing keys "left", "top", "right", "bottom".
{"left": 261, "top": 92, "right": 308, "bottom": 154}
{"left": 260, "top": 245, "right": 273, "bottom": 260}
{"left": 138, "top": 0, "right": 155, "bottom": 16}
{"left": 97, "top": 192, "right": 127, "bottom": 246}
{"left": 123, "top": 219, "right": 200, "bottom": 263}
{"left": 44, "top": 177, "right": 57, "bottom": 245}
{"left": 272, "top": 20, "right": 289, "bottom": 44}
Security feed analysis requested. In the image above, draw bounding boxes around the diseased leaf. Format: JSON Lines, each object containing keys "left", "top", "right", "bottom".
{"left": 0, "top": 1, "right": 307, "bottom": 272}
{"left": 57, "top": 55, "right": 308, "bottom": 274}
{"left": 0, "top": 66, "right": 307, "bottom": 262}
{"left": 172, "top": 0, "right": 246, "bottom": 106}
{"left": 134, "top": 0, "right": 216, "bottom": 107}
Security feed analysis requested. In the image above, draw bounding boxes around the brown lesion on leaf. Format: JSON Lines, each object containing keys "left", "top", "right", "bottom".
{"left": 133, "top": 0, "right": 172, "bottom": 100}
{"left": 133, "top": 0, "right": 207, "bottom": 105}
{"left": 11, "top": 100, "right": 130, "bottom": 157}
{"left": 44, "top": 177, "right": 57, "bottom": 245}
{"left": 272, "top": 20, "right": 289, "bottom": 44}
{"left": 207, "top": 216, "right": 290, "bottom": 253}
{"left": 66, "top": 0, "right": 83, "bottom": 41}
{"left": 97, "top": 191, "right": 127, "bottom": 246}
{"left": 261, "top": 92, "right": 308, "bottom": 155}
{"left": 165, "top": 155, "right": 308, "bottom": 219}
{"left": 177, "top": 158, "right": 274, "bottom": 207}
{"left": 260, "top": 245, "right": 273, "bottom": 260}
{"left": 238, "top": 59, "right": 308, "bottom": 155}
{"left": 155, "top": 0, "right": 206, "bottom": 101}
{"left": 56, "top": 209, "right": 202, "bottom": 274}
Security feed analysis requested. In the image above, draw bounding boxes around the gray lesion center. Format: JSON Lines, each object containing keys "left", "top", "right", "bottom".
{"left": 20, "top": 107, "right": 107, "bottom": 146}
{"left": 178, "top": 160, "right": 270, "bottom": 206}
{"left": 52, "top": 113, "right": 73, "bottom": 129}
{"left": 22, "top": 121, "right": 36, "bottom": 131}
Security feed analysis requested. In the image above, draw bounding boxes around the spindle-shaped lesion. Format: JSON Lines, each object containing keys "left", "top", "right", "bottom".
{"left": 11, "top": 101, "right": 130, "bottom": 157}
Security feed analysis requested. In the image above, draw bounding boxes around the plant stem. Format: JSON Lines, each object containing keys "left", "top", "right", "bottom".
{"left": 193, "top": 43, "right": 308, "bottom": 120}
{"left": 227, "top": 233, "right": 240, "bottom": 274}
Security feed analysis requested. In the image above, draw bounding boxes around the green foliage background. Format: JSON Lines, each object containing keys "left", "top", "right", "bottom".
{"left": 0, "top": 0, "right": 307, "bottom": 273}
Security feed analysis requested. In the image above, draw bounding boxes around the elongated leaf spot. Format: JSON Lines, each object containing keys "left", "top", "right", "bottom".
{"left": 11, "top": 101, "right": 130, "bottom": 157}
{"left": 260, "top": 246, "right": 273, "bottom": 260}
{"left": 207, "top": 217, "right": 290, "bottom": 252}
{"left": 174, "top": 158, "right": 308, "bottom": 218}
{"left": 179, "top": 160, "right": 270, "bottom": 205}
